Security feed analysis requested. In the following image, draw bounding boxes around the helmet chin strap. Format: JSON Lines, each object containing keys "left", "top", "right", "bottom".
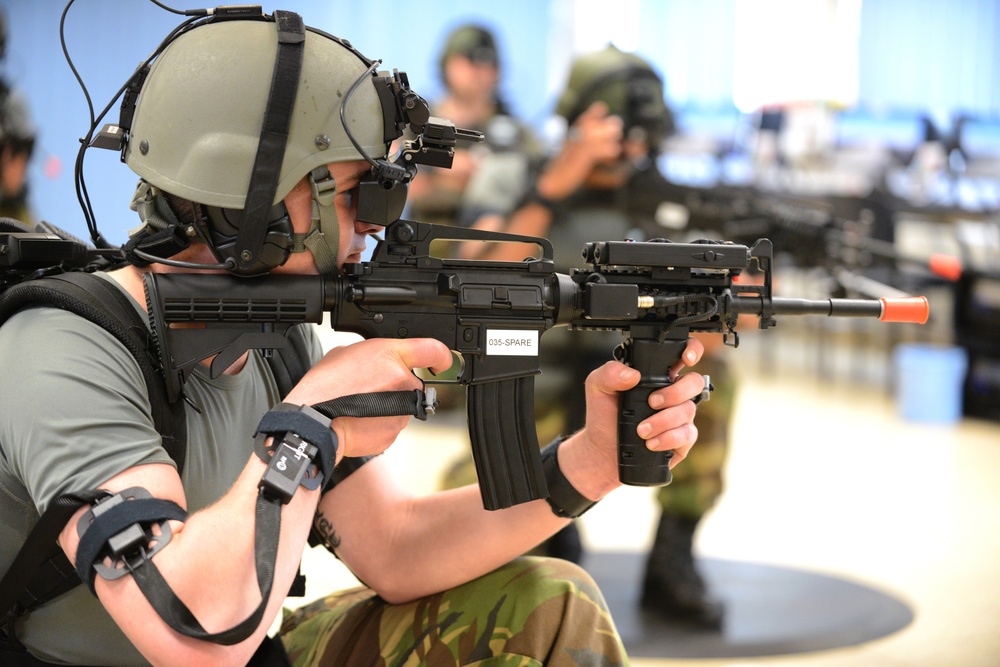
{"left": 297, "top": 166, "right": 341, "bottom": 276}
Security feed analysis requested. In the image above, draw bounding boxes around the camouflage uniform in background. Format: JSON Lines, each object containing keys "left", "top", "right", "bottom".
{"left": 279, "top": 557, "right": 628, "bottom": 666}
{"left": 548, "top": 47, "right": 734, "bottom": 628}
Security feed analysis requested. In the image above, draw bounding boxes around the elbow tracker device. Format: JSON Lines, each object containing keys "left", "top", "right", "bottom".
{"left": 74, "top": 402, "right": 337, "bottom": 645}
{"left": 75, "top": 488, "right": 188, "bottom": 591}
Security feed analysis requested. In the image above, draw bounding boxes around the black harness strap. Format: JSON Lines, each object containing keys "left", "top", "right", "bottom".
{"left": 0, "top": 491, "right": 108, "bottom": 640}
{"left": 233, "top": 10, "right": 305, "bottom": 273}
{"left": 0, "top": 272, "right": 188, "bottom": 468}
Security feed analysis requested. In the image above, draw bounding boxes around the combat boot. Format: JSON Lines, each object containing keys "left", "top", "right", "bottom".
{"left": 541, "top": 522, "right": 584, "bottom": 564}
{"left": 640, "top": 513, "right": 724, "bottom": 629}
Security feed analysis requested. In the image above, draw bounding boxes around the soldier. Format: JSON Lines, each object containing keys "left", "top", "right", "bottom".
{"left": 0, "top": 11, "right": 708, "bottom": 665}
{"left": 406, "top": 23, "right": 543, "bottom": 230}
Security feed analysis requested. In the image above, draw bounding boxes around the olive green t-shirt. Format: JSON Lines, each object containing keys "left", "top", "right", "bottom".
{"left": 0, "top": 274, "right": 320, "bottom": 665}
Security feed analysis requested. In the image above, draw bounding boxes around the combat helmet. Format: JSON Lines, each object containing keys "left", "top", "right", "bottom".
{"left": 113, "top": 9, "right": 446, "bottom": 276}
{"left": 555, "top": 45, "right": 675, "bottom": 152}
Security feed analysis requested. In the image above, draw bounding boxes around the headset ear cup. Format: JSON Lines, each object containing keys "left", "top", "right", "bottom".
{"left": 259, "top": 219, "right": 293, "bottom": 269}
{"left": 202, "top": 204, "right": 293, "bottom": 275}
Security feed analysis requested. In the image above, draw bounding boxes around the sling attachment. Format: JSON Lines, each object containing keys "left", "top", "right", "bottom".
{"left": 311, "top": 387, "right": 438, "bottom": 422}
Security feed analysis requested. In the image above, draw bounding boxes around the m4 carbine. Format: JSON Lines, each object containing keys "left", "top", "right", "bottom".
{"left": 143, "top": 220, "right": 929, "bottom": 511}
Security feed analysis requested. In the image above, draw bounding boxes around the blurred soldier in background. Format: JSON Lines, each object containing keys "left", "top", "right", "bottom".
{"left": 406, "top": 23, "right": 542, "bottom": 229}
{"left": 0, "top": 8, "right": 36, "bottom": 225}
{"left": 462, "top": 44, "right": 734, "bottom": 628}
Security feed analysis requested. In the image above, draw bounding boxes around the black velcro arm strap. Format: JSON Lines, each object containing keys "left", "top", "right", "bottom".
{"left": 255, "top": 403, "right": 337, "bottom": 494}
{"left": 75, "top": 490, "right": 188, "bottom": 594}
{"left": 540, "top": 437, "right": 598, "bottom": 519}
{"left": 73, "top": 489, "right": 283, "bottom": 646}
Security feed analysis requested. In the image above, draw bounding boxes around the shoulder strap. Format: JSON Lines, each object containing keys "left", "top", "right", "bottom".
{"left": 0, "top": 272, "right": 188, "bottom": 642}
{"left": 0, "top": 491, "right": 107, "bottom": 648}
{"left": 0, "top": 272, "right": 188, "bottom": 470}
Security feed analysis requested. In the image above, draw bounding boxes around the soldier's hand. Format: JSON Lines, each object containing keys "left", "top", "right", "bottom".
{"left": 535, "top": 102, "right": 624, "bottom": 201}
{"left": 285, "top": 338, "right": 453, "bottom": 458}
{"left": 556, "top": 337, "right": 706, "bottom": 501}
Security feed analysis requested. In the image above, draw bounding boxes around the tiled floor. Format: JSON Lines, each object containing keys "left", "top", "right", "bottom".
{"left": 297, "top": 325, "right": 1000, "bottom": 666}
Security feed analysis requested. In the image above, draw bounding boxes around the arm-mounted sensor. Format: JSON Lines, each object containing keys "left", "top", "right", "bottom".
{"left": 75, "top": 487, "right": 188, "bottom": 593}
{"left": 254, "top": 403, "right": 338, "bottom": 503}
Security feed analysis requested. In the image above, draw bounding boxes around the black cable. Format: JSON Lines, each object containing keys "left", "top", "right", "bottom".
{"left": 340, "top": 59, "right": 383, "bottom": 171}
{"left": 131, "top": 249, "right": 237, "bottom": 271}
{"left": 59, "top": 0, "right": 212, "bottom": 248}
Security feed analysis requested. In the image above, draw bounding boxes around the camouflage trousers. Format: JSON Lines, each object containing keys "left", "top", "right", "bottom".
{"left": 277, "top": 556, "right": 628, "bottom": 666}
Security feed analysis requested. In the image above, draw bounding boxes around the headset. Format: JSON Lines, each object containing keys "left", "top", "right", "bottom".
{"left": 62, "top": 0, "right": 482, "bottom": 274}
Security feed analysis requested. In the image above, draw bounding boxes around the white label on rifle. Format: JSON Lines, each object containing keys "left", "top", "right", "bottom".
{"left": 486, "top": 330, "right": 539, "bottom": 356}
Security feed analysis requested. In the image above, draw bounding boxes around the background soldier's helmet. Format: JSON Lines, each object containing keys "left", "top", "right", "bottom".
{"left": 438, "top": 24, "right": 500, "bottom": 80}
{"left": 555, "top": 45, "right": 675, "bottom": 152}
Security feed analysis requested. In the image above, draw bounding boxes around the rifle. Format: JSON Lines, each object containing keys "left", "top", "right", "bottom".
{"left": 142, "top": 220, "right": 929, "bottom": 511}
{"left": 659, "top": 183, "right": 965, "bottom": 286}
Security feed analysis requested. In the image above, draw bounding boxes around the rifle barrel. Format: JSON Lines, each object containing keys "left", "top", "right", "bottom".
{"left": 733, "top": 295, "right": 929, "bottom": 323}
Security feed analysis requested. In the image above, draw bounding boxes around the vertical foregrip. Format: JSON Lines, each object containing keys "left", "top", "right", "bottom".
{"left": 467, "top": 378, "right": 548, "bottom": 511}
{"left": 617, "top": 338, "right": 689, "bottom": 486}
